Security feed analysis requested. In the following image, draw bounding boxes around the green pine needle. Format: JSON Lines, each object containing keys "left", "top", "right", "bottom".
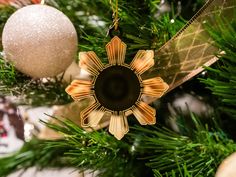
{"left": 0, "top": 139, "right": 70, "bottom": 177}
{"left": 131, "top": 113, "right": 236, "bottom": 176}
{"left": 1, "top": 113, "right": 235, "bottom": 177}
{"left": 201, "top": 10, "right": 236, "bottom": 118}
{"left": 0, "top": 57, "right": 71, "bottom": 106}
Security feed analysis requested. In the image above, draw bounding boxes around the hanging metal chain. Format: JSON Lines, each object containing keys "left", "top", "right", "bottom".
{"left": 110, "top": 0, "right": 119, "bottom": 30}
{"left": 108, "top": 0, "right": 122, "bottom": 37}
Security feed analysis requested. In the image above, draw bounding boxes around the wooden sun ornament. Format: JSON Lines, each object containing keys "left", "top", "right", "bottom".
{"left": 66, "top": 36, "right": 169, "bottom": 140}
{"left": 66, "top": 0, "right": 235, "bottom": 140}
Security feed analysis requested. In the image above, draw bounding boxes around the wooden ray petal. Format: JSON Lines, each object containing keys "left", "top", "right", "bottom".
{"left": 109, "top": 113, "right": 129, "bottom": 140}
{"left": 79, "top": 51, "right": 104, "bottom": 76}
{"left": 132, "top": 101, "right": 156, "bottom": 125}
{"left": 142, "top": 77, "right": 169, "bottom": 98}
{"left": 130, "top": 50, "right": 154, "bottom": 75}
{"left": 143, "top": 0, "right": 235, "bottom": 95}
{"left": 65, "top": 80, "right": 93, "bottom": 100}
{"left": 82, "top": 107, "right": 108, "bottom": 127}
{"left": 80, "top": 100, "right": 101, "bottom": 127}
{"left": 106, "top": 36, "right": 127, "bottom": 65}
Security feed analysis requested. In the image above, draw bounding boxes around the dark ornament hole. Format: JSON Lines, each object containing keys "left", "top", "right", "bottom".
{"left": 94, "top": 65, "right": 141, "bottom": 111}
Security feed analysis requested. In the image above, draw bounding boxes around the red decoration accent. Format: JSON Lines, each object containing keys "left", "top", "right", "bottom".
{"left": 0, "top": 0, "right": 9, "bottom": 5}
{"left": 0, "top": 124, "right": 8, "bottom": 138}
{"left": 31, "top": 0, "right": 41, "bottom": 4}
{"left": 0, "top": 0, "right": 40, "bottom": 6}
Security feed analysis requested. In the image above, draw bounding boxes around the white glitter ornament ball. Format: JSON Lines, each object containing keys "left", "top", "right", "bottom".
{"left": 216, "top": 152, "right": 236, "bottom": 177}
{"left": 2, "top": 5, "right": 78, "bottom": 78}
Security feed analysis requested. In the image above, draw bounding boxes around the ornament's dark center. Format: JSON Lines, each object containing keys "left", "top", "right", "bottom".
{"left": 94, "top": 65, "right": 141, "bottom": 111}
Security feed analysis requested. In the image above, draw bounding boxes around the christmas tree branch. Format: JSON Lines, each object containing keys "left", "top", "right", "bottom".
{"left": 0, "top": 6, "right": 14, "bottom": 48}
{"left": 201, "top": 11, "right": 236, "bottom": 118}
{"left": 1, "top": 113, "right": 235, "bottom": 177}
{"left": 0, "top": 139, "right": 70, "bottom": 177}
{"left": 40, "top": 116, "right": 149, "bottom": 177}
{"left": 131, "top": 113, "right": 236, "bottom": 176}
{"left": 0, "top": 57, "right": 71, "bottom": 106}
{"left": 0, "top": 115, "right": 152, "bottom": 177}
{"left": 153, "top": 164, "right": 192, "bottom": 177}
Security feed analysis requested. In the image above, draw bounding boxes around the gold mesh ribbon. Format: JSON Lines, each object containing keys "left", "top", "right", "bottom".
{"left": 144, "top": 0, "right": 235, "bottom": 99}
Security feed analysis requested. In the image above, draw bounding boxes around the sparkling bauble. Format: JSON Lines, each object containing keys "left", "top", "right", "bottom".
{"left": 216, "top": 152, "right": 236, "bottom": 177}
{"left": 2, "top": 4, "right": 78, "bottom": 78}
